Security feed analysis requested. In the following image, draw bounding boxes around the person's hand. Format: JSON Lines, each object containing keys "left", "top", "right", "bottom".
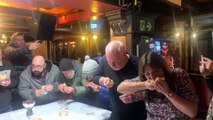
{"left": 28, "top": 41, "right": 40, "bottom": 50}
{"left": 102, "top": 77, "right": 114, "bottom": 88}
{"left": 119, "top": 94, "right": 134, "bottom": 104}
{"left": 199, "top": 57, "right": 213, "bottom": 76}
{"left": 153, "top": 77, "right": 170, "bottom": 95}
{"left": 83, "top": 80, "right": 91, "bottom": 86}
{"left": 0, "top": 78, "right": 11, "bottom": 87}
{"left": 58, "top": 83, "right": 66, "bottom": 93}
{"left": 35, "top": 89, "right": 45, "bottom": 97}
{"left": 88, "top": 82, "right": 101, "bottom": 92}
{"left": 64, "top": 86, "right": 75, "bottom": 94}
{"left": 144, "top": 79, "right": 155, "bottom": 90}
{"left": 44, "top": 84, "right": 54, "bottom": 92}
{"left": 199, "top": 65, "right": 211, "bottom": 77}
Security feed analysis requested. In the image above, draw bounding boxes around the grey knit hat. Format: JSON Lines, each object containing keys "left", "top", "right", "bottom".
{"left": 82, "top": 55, "right": 99, "bottom": 75}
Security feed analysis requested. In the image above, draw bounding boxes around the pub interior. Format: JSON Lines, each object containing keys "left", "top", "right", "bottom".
{"left": 0, "top": 0, "right": 213, "bottom": 120}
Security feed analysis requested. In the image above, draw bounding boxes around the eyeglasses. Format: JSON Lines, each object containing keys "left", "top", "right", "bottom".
{"left": 31, "top": 64, "right": 44, "bottom": 69}
{"left": 143, "top": 69, "right": 161, "bottom": 78}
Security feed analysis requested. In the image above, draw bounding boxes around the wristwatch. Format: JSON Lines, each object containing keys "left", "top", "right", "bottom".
{"left": 167, "top": 91, "right": 173, "bottom": 98}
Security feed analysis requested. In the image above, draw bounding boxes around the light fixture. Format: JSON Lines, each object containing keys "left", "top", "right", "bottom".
{"left": 1, "top": 34, "right": 7, "bottom": 39}
{"left": 192, "top": 33, "right": 196, "bottom": 38}
{"left": 69, "top": 41, "right": 75, "bottom": 45}
{"left": 175, "top": 32, "right": 180, "bottom": 37}
{"left": 92, "top": 35, "right": 97, "bottom": 40}
{"left": 81, "top": 36, "right": 86, "bottom": 40}
{"left": 0, "top": 40, "right": 4, "bottom": 43}
{"left": 92, "top": 16, "right": 97, "bottom": 20}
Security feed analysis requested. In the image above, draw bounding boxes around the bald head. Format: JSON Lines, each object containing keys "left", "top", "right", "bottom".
{"left": 105, "top": 41, "right": 125, "bottom": 55}
{"left": 31, "top": 55, "right": 46, "bottom": 77}
{"left": 32, "top": 55, "right": 45, "bottom": 65}
{"left": 105, "top": 40, "right": 128, "bottom": 71}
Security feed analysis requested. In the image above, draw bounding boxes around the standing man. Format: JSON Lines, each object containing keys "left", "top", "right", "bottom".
{"left": 4, "top": 32, "right": 41, "bottom": 75}
{"left": 18, "top": 55, "right": 60, "bottom": 105}
{"left": 93, "top": 41, "right": 146, "bottom": 120}
{"left": 0, "top": 48, "right": 18, "bottom": 113}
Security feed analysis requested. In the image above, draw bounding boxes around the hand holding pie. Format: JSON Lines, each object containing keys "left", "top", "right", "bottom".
{"left": 41, "top": 86, "right": 46, "bottom": 91}
{"left": 0, "top": 74, "right": 8, "bottom": 81}
{"left": 41, "top": 85, "right": 47, "bottom": 95}
{"left": 104, "top": 79, "right": 114, "bottom": 88}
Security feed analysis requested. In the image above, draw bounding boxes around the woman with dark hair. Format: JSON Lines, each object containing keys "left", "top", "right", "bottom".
{"left": 117, "top": 52, "right": 199, "bottom": 119}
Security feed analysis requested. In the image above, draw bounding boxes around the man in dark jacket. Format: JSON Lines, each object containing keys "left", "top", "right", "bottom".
{"left": 93, "top": 41, "right": 146, "bottom": 120}
{"left": 18, "top": 55, "right": 60, "bottom": 105}
{"left": 0, "top": 48, "right": 18, "bottom": 113}
{"left": 4, "top": 32, "right": 41, "bottom": 75}
{"left": 58, "top": 58, "right": 95, "bottom": 105}
{"left": 59, "top": 58, "right": 83, "bottom": 78}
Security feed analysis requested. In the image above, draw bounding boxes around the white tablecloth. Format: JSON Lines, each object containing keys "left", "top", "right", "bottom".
{"left": 0, "top": 100, "right": 111, "bottom": 120}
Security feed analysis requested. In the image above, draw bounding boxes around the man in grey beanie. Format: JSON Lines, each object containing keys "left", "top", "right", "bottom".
{"left": 82, "top": 55, "right": 110, "bottom": 110}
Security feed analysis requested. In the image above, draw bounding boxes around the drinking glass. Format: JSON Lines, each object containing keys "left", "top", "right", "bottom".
{"left": 22, "top": 100, "right": 36, "bottom": 120}
{"left": 58, "top": 100, "right": 69, "bottom": 117}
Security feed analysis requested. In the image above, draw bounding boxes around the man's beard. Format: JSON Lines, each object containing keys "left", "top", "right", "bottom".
{"left": 32, "top": 69, "right": 45, "bottom": 79}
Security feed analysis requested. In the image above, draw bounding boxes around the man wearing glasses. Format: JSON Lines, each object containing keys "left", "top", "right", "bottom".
{"left": 18, "top": 55, "right": 60, "bottom": 105}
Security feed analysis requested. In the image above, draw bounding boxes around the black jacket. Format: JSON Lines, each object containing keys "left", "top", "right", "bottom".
{"left": 3, "top": 38, "right": 32, "bottom": 75}
{"left": 93, "top": 55, "right": 146, "bottom": 120}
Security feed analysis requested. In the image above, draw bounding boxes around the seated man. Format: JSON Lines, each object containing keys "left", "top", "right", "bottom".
{"left": 59, "top": 58, "right": 83, "bottom": 78}
{"left": 18, "top": 55, "right": 60, "bottom": 105}
{"left": 58, "top": 58, "right": 95, "bottom": 105}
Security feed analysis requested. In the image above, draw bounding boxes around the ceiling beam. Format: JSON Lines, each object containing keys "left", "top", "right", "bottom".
{"left": 0, "top": 13, "right": 32, "bottom": 19}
